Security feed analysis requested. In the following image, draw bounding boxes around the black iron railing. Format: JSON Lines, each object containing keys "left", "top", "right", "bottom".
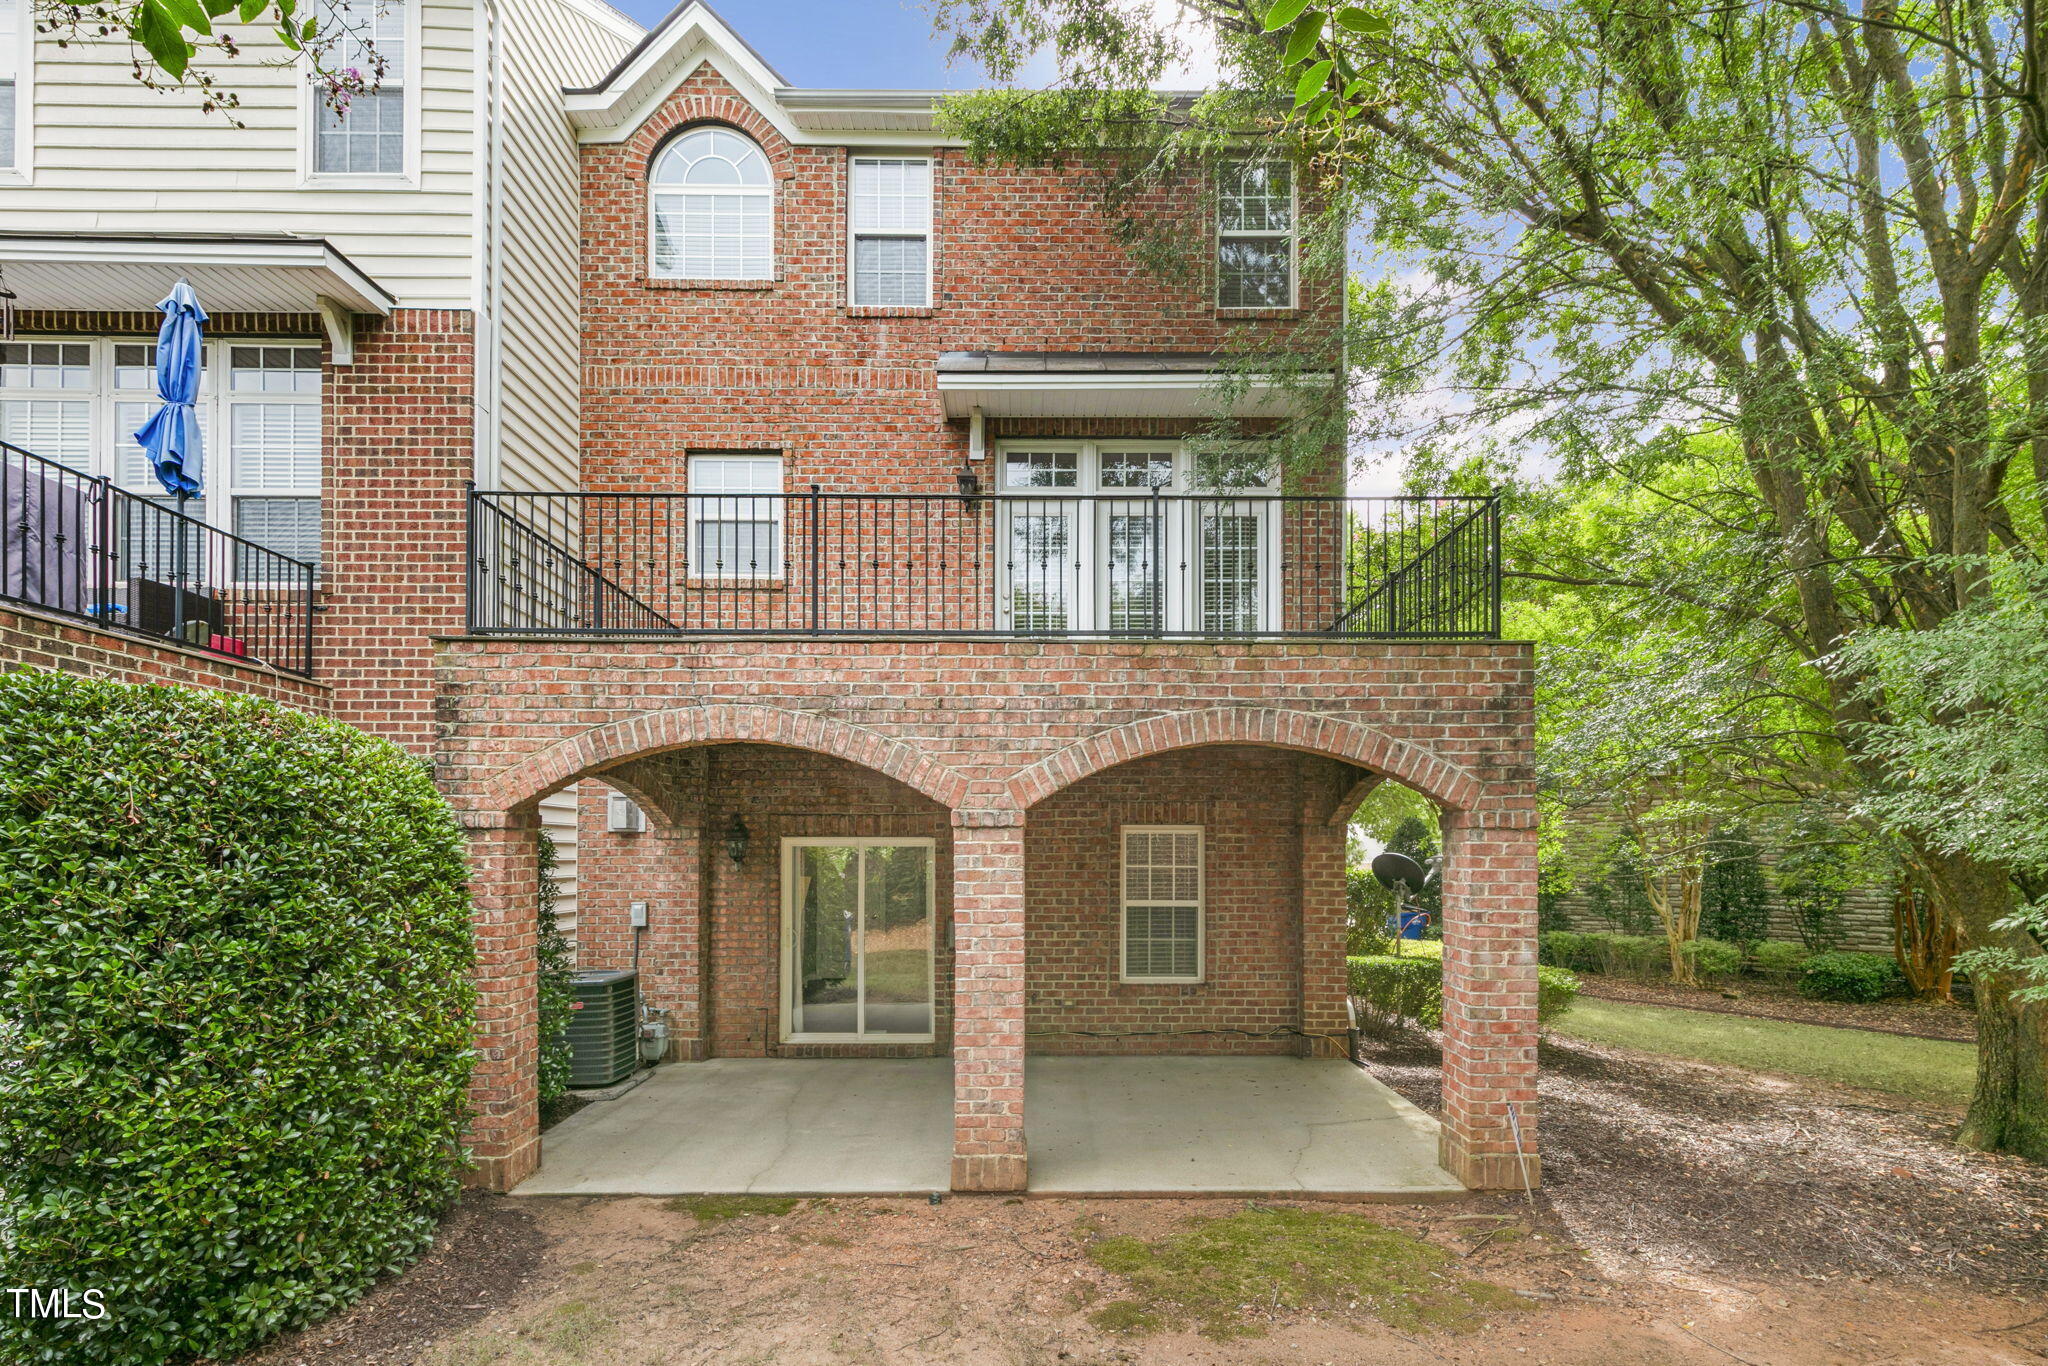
{"left": 466, "top": 486, "right": 1499, "bottom": 640}
{"left": 2, "top": 440, "right": 317, "bottom": 675}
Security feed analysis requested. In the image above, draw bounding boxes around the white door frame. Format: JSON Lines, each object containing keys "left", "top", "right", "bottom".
{"left": 779, "top": 836, "right": 938, "bottom": 1044}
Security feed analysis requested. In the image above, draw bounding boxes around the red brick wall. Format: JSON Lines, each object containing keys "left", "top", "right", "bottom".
{"left": 577, "top": 64, "right": 1338, "bottom": 498}
{"left": 319, "top": 309, "right": 476, "bottom": 752}
{"left": 0, "top": 601, "right": 333, "bottom": 712}
{"left": 1025, "top": 745, "right": 1350, "bottom": 1055}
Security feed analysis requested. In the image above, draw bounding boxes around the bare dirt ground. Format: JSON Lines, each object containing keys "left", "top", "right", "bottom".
{"left": 239, "top": 1032, "right": 2048, "bottom": 1366}
{"left": 1573, "top": 975, "right": 1979, "bottom": 1042}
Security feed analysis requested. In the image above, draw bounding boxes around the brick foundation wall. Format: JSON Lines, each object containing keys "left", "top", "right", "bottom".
{"left": 1025, "top": 745, "right": 1349, "bottom": 1055}
{"left": 0, "top": 601, "right": 332, "bottom": 711}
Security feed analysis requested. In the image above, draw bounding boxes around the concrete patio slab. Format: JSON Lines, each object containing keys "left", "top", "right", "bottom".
{"left": 514, "top": 1058, "right": 954, "bottom": 1196}
{"left": 1027, "top": 1057, "right": 1468, "bottom": 1199}
{"left": 513, "top": 1055, "right": 1466, "bottom": 1199}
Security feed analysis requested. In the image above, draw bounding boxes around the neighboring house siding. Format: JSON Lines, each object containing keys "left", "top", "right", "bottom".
{"left": 490, "top": 0, "right": 636, "bottom": 491}
{"left": 540, "top": 784, "right": 581, "bottom": 948}
{"left": 2, "top": 4, "right": 481, "bottom": 308}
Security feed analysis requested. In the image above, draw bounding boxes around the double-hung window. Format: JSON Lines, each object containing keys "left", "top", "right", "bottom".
{"left": 849, "top": 156, "right": 932, "bottom": 307}
{"left": 687, "top": 453, "right": 783, "bottom": 580}
{"left": 312, "top": 0, "right": 408, "bottom": 177}
{"left": 0, "top": 0, "right": 22, "bottom": 174}
{"left": 1217, "top": 160, "right": 1295, "bottom": 309}
{"left": 649, "top": 127, "right": 774, "bottom": 280}
{"left": 225, "top": 347, "right": 322, "bottom": 573}
{"left": 1121, "top": 827, "right": 1203, "bottom": 983}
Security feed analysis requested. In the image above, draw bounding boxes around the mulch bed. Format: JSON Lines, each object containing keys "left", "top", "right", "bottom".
{"left": 235, "top": 1193, "right": 547, "bottom": 1366}
{"left": 1573, "top": 974, "right": 1979, "bottom": 1042}
{"left": 1360, "top": 1028, "right": 2048, "bottom": 1294}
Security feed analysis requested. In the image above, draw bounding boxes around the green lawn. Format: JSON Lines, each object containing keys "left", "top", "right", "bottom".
{"left": 1548, "top": 997, "right": 1976, "bottom": 1106}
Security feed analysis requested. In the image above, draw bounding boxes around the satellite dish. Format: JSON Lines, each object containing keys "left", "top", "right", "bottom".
{"left": 1371, "top": 850, "right": 1428, "bottom": 892}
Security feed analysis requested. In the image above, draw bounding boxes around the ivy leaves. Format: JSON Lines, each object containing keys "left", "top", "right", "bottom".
{"left": 1260, "top": 1, "right": 1390, "bottom": 121}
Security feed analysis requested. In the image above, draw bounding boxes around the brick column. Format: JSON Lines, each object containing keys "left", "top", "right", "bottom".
{"left": 1437, "top": 814, "right": 1540, "bottom": 1189}
{"left": 463, "top": 806, "right": 543, "bottom": 1192}
{"left": 1299, "top": 819, "right": 1352, "bottom": 1057}
{"left": 950, "top": 811, "right": 1027, "bottom": 1192}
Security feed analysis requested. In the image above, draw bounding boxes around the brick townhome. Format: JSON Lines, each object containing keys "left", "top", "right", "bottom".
{"left": 0, "top": 1, "right": 1539, "bottom": 1198}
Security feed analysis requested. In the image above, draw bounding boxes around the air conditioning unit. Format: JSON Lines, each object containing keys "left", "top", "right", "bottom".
{"left": 606, "top": 793, "right": 645, "bottom": 833}
{"left": 566, "top": 969, "right": 639, "bottom": 1088}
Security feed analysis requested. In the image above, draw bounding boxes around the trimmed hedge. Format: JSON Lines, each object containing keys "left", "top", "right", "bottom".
{"left": 1681, "top": 937, "right": 1744, "bottom": 979}
{"left": 1748, "top": 939, "right": 1813, "bottom": 978}
{"left": 1539, "top": 930, "right": 1823, "bottom": 982}
{"left": 0, "top": 672, "right": 477, "bottom": 1365}
{"left": 1348, "top": 954, "right": 1580, "bottom": 1032}
{"left": 1798, "top": 951, "right": 1906, "bottom": 1003}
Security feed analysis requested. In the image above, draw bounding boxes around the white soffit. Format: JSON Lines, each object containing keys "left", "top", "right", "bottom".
{"left": 936, "top": 356, "right": 1332, "bottom": 420}
{"left": 0, "top": 234, "right": 395, "bottom": 317}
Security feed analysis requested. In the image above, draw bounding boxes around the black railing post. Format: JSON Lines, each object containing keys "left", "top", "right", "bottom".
{"left": 1150, "top": 482, "right": 1165, "bottom": 635}
{"left": 808, "top": 483, "right": 823, "bottom": 635}
{"left": 1488, "top": 492, "right": 1503, "bottom": 638}
{"left": 464, "top": 480, "right": 479, "bottom": 633}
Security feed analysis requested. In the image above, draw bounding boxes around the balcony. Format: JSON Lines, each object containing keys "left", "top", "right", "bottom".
{"left": 2, "top": 441, "right": 317, "bottom": 675}
{"left": 466, "top": 488, "right": 1499, "bottom": 640}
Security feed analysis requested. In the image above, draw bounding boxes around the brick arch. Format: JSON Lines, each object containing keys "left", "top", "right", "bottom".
{"left": 623, "top": 64, "right": 796, "bottom": 182}
{"left": 478, "top": 704, "right": 975, "bottom": 815}
{"left": 1006, "top": 707, "right": 1485, "bottom": 814}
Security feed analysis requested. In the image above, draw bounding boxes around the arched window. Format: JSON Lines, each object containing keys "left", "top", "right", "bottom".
{"left": 648, "top": 127, "right": 774, "bottom": 281}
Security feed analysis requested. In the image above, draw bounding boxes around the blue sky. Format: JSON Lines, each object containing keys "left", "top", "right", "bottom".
{"left": 606, "top": 1, "right": 977, "bottom": 87}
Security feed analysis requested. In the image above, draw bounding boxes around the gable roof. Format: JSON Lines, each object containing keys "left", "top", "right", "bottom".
{"left": 561, "top": 0, "right": 951, "bottom": 146}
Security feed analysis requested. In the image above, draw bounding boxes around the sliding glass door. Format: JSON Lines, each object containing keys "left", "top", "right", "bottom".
{"left": 783, "top": 838, "right": 935, "bottom": 1041}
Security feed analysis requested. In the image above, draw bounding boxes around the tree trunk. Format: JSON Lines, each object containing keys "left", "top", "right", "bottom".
{"left": 1921, "top": 847, "right": 2048, "bottom": 1162}
{"left": 1891, "top": 872, "right": 1955, "bottom": 1004}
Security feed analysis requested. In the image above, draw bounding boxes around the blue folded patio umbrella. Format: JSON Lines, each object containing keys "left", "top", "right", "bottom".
{"left": 134, "top": 280, "right": 208, "bottom": 498}
{"left": 132, "top": 281, "right": 208, "bottom": 637}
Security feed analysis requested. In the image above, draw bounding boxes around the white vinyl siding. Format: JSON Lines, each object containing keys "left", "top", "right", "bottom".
{"left": 1121, "top": 827, "right": 1203, "bottom": 983}
{"left": 0, "top": 0, "right": 480, "bottom": 308}
{"left": 487, "top": 0, "right": 635, "bottom": 493}
{"left": 848, "top": 156, "right": 931, "bottom": 308}
{"left": 649, "top": 126, "right": 773, "bottom": 280}
{"left": 1217, "top": 160, "right": 1295, "bottom": 309}
{"left": 541, "top": 785, "right": 581, "bottom": 953}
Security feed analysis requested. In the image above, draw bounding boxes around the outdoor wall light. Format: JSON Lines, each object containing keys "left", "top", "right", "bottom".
{"left": 723, "top": 814, "right": 750, "bottom": 866}
{"left": 956, "top": 460, "right": 983, "bottom": 502}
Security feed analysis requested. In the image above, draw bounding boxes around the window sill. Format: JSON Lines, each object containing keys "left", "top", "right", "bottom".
{"left": 845, "top": 305, "right": 935, "bottom": 319}
{"left": 1116, "top": 978, "right": 1207, "bottom": 989}
{"left": 644, "top": 277, "right": 779, "bottom": 291}
{"left": 301, "top": 173, "right": 419, "bottom": 191}
{"left": 1216, "top": 307, "right": 1301, "bottom": 321}
{"left": 684, "top": 576, "right": 785, "bottom": 591}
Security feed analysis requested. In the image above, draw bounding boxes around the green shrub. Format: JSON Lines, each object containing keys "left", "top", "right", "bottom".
{"left": 1748, "top": 939, "right": 1812, "bottom": 978}
{"left": 1798, "top": 951, "right": 1905, "bottom": 1003}
{"left": 0, "top": 672, "right": 476, "bottom": 1365}
{"left": 1348, "top": 955, "right": 1579, "bottom": 1033}
{"left": 1682, "top": 937, "right": 1744, "bottom": 979}
{"left": 537, "top": 830, "right": 575, "bottom": 1103}
{"left": 1603, "top": 933, "right": 1667, "bottom": 978}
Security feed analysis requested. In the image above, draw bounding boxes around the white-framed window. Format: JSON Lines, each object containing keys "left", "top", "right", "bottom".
{"left": 1121, "top": 826, "right": 1203, "bottom": 983}
{"left": 848, "top": 155, "right": 932, "bottom": 308}
{"left": 686, "top": 452, "right": 783, "bottom": 579}
{"left": 648, "top": 126, "right": 774, "bottom": 281}
{"left": 995, "top": 440, "right": 1278, "bottom": 634}
{"left": 1217, "top": 160, "right": 1295, "bottom": 309}
{"left": 0, "top": 337, "right": 323, "bottom": 574}
{"left": 0, "top": 0, "right": 27, "bottom": 176}
{"left": 307, "top": 0, "right": 413, "bottom": 180}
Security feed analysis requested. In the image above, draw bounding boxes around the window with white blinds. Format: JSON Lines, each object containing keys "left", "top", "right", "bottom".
{"left": 849, "top": 156, "right": 932, "bottom": 307}
{"left": 649, "top": 127, "right": 774, "bottom": 280}
{"left": 1121, "top": 826, "right": 1204, "bottom": 983}
{"left": 0, "top": 338, "right": 322, "bottom": 573}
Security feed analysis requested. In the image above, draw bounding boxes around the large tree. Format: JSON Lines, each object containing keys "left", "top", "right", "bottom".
{"left": 935, "top": 0, "right": 2048, "bottom": 1159}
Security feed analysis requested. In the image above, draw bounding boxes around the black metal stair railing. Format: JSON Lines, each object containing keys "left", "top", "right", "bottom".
{"left": 465, "top": 485, "right": 1500, "bottom": 641}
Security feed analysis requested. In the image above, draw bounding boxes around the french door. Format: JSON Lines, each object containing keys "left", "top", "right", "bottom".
{"left": 994, "top": 441, "right": 1279, "bottom": 635}
{"left": 781, "top": 838, "right": 936, "bottom": 1042}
